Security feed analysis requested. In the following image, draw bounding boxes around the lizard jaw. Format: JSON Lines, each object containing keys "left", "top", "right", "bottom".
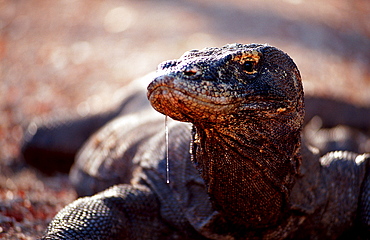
{"left": 148, "top": 75, "right": 289, "bottom": 124}
{"left": 148, "top": 84, "right": 239, "bottom": 123}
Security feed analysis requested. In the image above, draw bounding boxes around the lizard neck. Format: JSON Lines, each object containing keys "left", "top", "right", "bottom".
{"left": 191, "top": 122, "right": 301, "bottom": 228}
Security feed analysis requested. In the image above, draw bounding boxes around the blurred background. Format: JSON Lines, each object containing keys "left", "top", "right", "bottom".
{"left": 0, "top": 0, "right": 369, "bottom": 238}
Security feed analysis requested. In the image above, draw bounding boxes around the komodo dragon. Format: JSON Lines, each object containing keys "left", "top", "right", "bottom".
{"left": 23, "top": 43, "right": 369, "bottom": 239}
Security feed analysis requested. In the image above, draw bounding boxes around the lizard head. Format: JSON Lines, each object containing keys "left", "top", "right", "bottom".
{"left": 147, "top": 43, "right": 304, "bottom": 131}
{"left": 148, "top": 44, "right": 305, "bottom": 228}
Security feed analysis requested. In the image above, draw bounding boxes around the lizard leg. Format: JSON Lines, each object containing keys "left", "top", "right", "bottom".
{"left": 358, "top": 154, "right": 370, "bottom": 237}
{"left": 40, "top": 184, "right": 173, "bottom": 240}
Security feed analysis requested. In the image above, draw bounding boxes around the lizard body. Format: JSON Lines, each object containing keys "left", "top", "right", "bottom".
{"left": 23, "top": 44, "right": 369, "bottom": 239}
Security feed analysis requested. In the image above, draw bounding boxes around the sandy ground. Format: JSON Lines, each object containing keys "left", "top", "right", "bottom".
{"left": 0, "top": 0, "right": 369, "bottom": 238}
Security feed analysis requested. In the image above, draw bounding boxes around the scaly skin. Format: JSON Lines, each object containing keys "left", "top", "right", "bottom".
{"left": 36, "top": 43, "right": 369, "bottom": 239}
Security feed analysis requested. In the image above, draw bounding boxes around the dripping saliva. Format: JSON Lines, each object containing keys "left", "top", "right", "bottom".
{"left": 165, "top": 115, "right": 170, "bottom": 184}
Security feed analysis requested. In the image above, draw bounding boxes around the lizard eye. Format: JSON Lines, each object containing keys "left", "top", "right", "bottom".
{"left": 243, "top": 61, "right": 255, "bottom": 73}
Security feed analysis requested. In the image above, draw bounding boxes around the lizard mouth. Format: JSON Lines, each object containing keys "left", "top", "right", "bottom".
{"left": 148, "top": 85, "right": 239, "bottom": 122}
{"left": 147, "top": 75, "right": 282, "bottom": 123}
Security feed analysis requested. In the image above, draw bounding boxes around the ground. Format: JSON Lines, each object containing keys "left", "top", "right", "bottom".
{"left": 0, "top": 0, "right": 369, "bottom": 239}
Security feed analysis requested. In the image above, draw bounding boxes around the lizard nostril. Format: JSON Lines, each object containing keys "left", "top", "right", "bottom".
{"left": 184, "top": 69, "right": 198, "bottom": 76}
{"left": 183, "top": 66, "right": 201, "bottom": 77}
